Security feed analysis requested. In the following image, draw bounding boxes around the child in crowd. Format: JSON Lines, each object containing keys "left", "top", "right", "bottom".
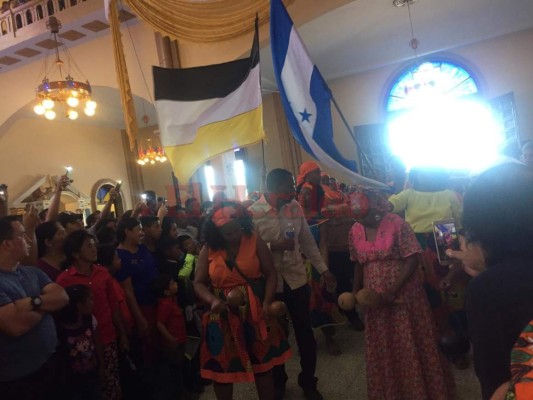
{"left": 97, "top": 244, "right": 134, "bottom": 334}
{"left": 57, "top": 231, "right": 126, "bottom": 400}
{"left": 175, "top": 234, "right": 206, "bottom": 396}
{"left": 176, "top": 234, "right": 199, "bottom": 280}
{"left": 56, "top": 284, "right": 103, "bottom": 400}
{"left": 154, "top": 274, "right": 187, "bottom": 399}
{"left": 157, "top": 236, "right": 185, "bottom": 281}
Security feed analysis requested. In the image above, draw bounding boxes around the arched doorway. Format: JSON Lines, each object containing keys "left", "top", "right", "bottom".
{"left": 90, "top": 179, "right": 125, "bottom": 218}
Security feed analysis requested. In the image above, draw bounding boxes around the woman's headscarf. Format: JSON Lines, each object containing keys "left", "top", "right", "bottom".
{"left": 350, "top": 189, "right": 389, "bottom": 220}
{"left": 211, "top": 205, "right": 238, "bottom": 228}
{"left": 296, "top": 161, "right": 321, "bottom": 186}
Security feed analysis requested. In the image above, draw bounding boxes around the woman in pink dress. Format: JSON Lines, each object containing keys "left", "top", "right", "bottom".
{"left": 349, "top": 189, "right": 455, "bottom": 400}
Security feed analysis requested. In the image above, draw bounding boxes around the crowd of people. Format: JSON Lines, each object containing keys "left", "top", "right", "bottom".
{"left": 1, "top": 143, "right": 533, "bottom": 400}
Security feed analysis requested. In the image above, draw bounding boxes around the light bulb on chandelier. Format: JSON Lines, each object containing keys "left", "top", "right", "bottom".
{"left": 33, "top": 17, "right": 97, "bottom": 121}
{"left": 34, "top": 104, "right": 46, "bottom": 115}
{"left": 68, "top": 110, "right": 78, "bottom": 120}
{"left": 67, "top": 96, "right": 79, "bottom": 107}
{"left": 44, "top": 110, "right": 56, "bottom": 120}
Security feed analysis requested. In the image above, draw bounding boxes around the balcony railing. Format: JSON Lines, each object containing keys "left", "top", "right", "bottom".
{"left": 0, "top": 0, "right": 86, "bottom": 37}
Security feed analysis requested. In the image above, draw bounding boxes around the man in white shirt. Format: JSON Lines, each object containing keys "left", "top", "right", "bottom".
{"left": 249, "top": 168, "right": 336, "bottom": 400}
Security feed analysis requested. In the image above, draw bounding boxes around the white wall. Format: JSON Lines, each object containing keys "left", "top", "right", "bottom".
{"left": 0, "top": 118, "right": 131, "bottom": 209}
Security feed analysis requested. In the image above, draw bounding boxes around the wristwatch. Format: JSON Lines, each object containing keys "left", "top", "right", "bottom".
{"left": 30, "top": 296, "right": 43, "bottom": 310}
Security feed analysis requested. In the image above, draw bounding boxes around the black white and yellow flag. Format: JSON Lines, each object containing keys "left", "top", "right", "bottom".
{"left": 153, "top": 20, "right": 263, "bottom": 182}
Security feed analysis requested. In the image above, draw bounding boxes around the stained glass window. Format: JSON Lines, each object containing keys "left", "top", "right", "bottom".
{"left": 387, "top": 61, "right": 479, "bottom": 112}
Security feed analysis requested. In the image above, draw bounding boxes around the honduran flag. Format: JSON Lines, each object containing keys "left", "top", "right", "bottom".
{"left": 270, "top": 0, "right": 387, "bottom": 189}
{"left": 153, "top": 20, "right": 263, "bottom": 183}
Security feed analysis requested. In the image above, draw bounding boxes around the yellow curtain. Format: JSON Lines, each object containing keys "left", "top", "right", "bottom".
{"left": 109, "top": 0, "right": 138, "bottom": 150}
{"left": 124, "top": 0, "right": 293, "bottom": 43}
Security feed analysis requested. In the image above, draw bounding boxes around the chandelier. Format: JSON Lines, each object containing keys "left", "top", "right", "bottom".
{"left": 137, "top": 116, "right": 167, "bottom": 166}
{"left": 33, "top": 16, "right": 96, "bottom": 121}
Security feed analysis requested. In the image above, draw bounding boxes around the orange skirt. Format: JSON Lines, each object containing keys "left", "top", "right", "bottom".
{"left": 200, "top": 285, "right": 292, "bottom": 383}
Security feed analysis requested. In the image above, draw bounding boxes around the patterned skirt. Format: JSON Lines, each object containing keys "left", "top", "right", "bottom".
{"left": 200, "top": 284, "right": 292, "bottom": 383}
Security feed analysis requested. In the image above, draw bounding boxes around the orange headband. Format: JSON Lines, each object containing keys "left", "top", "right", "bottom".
{"left": 296, "top": 161, "right": 320, "bottom": 186}
{"left": 211, "top": 206, "right": 238, "bottom": 228}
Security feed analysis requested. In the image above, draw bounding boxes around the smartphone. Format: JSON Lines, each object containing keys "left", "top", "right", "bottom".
{"left": 65, "top": 166, "right": 73, "bottom": 177}
{"left": 432, "top": 218, "right": 460, "bottom": 265}
{"left": 115, "top": 181, "right": 122, "bottom": 191}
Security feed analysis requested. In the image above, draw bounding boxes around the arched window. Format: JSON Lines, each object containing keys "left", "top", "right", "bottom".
{"left": 15, "top": 14, "right": 22, "bottom": 29}
{"left": 25, "top": 9, "right": 33, "bottom": 25}
{"left": 387, "top": 61, "right": 479, "bottom": 113}
{"left": 1, "top": 20, "right": 8, "bottom": 35}
{"left": 47, "top": 0, "right": 54, "bottom": 16}
{"left": 385, "top": 60, "right": 505, "bottom": 172}
{"left": 36, "top": 5, "right": 44, "bottom": 20}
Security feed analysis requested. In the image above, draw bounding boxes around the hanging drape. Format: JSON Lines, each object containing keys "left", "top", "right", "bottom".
{"left": 123, "top": 0, "right": 293, "bottom": 43}
{"left": 109, "top": 0, "right": 138, "bottom": 150}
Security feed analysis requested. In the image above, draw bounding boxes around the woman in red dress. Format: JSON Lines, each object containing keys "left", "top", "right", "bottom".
{"left": 349, "top": 190, "right": 455, "bottom": 400}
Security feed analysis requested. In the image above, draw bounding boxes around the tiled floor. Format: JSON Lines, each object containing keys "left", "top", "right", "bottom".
{"left": 199, "top": 323, "right": 482, "bottom": 399}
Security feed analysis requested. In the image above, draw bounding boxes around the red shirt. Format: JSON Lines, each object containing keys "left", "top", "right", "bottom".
{"left": 36, "top": 258, "right": 61, "bottom": 282}
{"left": 110, "top": 278, "right": 134, "bottom": 333}
{"left": 57, "top": 265, "right": 118, "bottom": 345}
{"left": 156, "top": 297, "right": 186, "bottom": 344}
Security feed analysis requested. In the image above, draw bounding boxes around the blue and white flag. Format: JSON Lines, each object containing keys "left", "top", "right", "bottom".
{"left": 270, "top": 0, "right": 386, "bottom": 189}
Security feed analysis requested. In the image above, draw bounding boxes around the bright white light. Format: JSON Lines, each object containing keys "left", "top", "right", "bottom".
{"left": 84, "top": 107, "right": 95, "bottom": 117}
{"left": 86, "top": 100, "right": 97, "bottom": 109}
{"left": 204, "top": 164, "right": 215, "bottom": 201}
{"left": 34, "top": 104, "right": 45, "bottom": 115}
{"left": 67, "top": 97, "right": 79, "bottom": 107}
{"left": 42, "top": 99, "right": 54, "bottom": 109}
{"left": 233, "top": 159, "right": 248, "bottom": 198}
{"left": 388, "top": 98, "right": 504, "bottom": 172}
{"left": 44, "top": 109, "right": 56, "bottom": 120}
{"left": 67, "top": 110, "right": 78, "bottom": 120}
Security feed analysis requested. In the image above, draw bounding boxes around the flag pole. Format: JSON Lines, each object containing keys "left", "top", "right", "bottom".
{"left": 330, "top": 95, "right": 378, "bottom": 176}
{"left": 260, "top": 139, "right": 267, "bottom": 193}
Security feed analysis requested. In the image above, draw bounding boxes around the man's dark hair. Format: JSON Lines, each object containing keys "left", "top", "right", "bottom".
{"left": 96, "top": 226, "right": 118, "bottom": 246}
{"left": 62, "top": 230, "right": 96, "bottom": 269}
{"left": 86, "top": 212, "right": 101, "bottom": 227}
{"left": 176, "top": 234, "right": 192, "bottom": 251}
{"left": 0, "top": 216, "right": 19, "bottom": 244}
{"left": 36, "top": 221, "right": 61, "bottom": 258}
{"left": 266, "top": 168, "right": 293, "bottom": 191}
{"left": 158, "top": 236, "right": 181, "bottom": 253}
{"left": 116, "top": 217, "right": 141, "bottom": 243}
{"left": 161, "top": 216, "right": 177, "bottom": 239}
{"left": 140, "top": 216, "right": 160, "bottom": 229}
{"left": 97, "top": 243, "right": 116, "bottom": 268}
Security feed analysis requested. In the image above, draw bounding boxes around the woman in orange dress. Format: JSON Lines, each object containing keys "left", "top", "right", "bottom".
{"left": 193, "top": 202, "right": 291, "bottom": 400}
